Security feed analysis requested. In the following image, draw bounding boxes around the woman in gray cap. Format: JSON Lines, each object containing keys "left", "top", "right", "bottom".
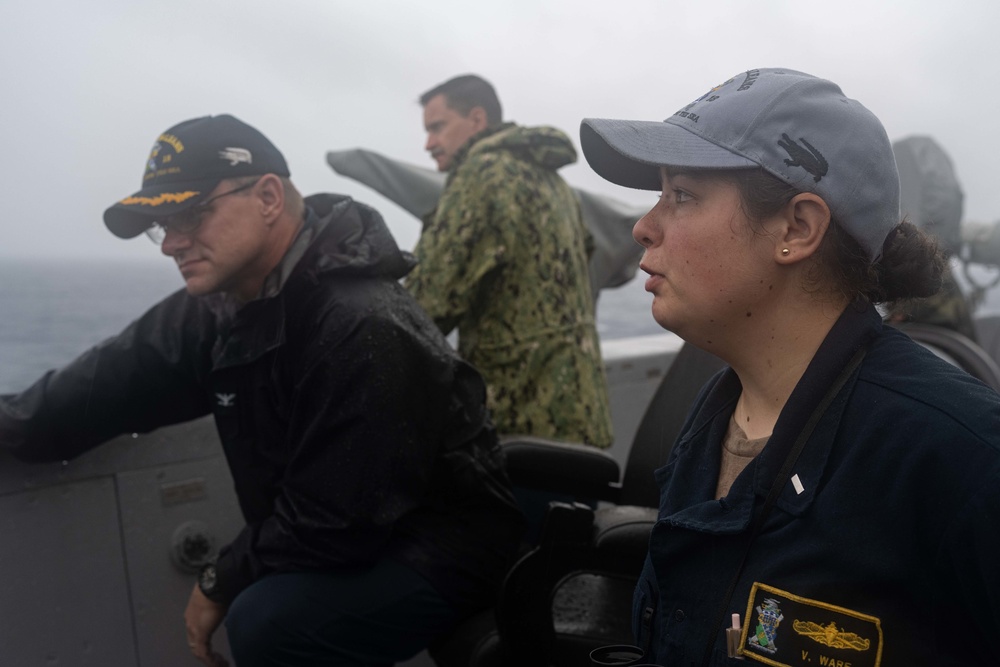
{"left": 581, "top": 68, "right": 1000, "bottom": 666}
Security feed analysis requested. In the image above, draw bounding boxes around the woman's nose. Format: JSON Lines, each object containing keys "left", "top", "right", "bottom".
{"left": 633, "top": 211, "right": 659, "bottom": 248}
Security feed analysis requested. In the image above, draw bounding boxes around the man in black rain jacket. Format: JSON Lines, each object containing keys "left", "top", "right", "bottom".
{"left": 0, "top": 114, "right": 523, "bottom": 667}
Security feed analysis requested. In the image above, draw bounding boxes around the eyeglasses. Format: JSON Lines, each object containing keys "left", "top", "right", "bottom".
{"left": 145, "top": 178, "right": 260, "bottom": 244}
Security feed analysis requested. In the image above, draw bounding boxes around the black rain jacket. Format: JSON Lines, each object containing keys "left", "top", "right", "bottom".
{"left": 0, "top": 193, "right": 524, "bottom": 613}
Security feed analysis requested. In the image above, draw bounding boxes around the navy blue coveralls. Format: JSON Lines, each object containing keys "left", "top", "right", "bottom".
{"left": 634, "top": 302, "right": 1000, "bottom": 666}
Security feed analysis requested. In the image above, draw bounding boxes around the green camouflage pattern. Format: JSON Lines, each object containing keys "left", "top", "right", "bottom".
{"left": 406, "top": 123, "right": 613, "bottom": 447}
{"left": 886, "top": 262, "right": 978, "bottom": 342}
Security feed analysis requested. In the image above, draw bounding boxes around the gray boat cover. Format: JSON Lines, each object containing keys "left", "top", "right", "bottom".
{"left": 326, "top": 149, "right": 644, "bottom": 293}
{"left": 892, "top": 135, "right": 964, "bottom": 254}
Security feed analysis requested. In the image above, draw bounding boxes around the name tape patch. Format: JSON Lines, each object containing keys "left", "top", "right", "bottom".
{"left": 740, "top": 582, "right": 883, "bottom": 667}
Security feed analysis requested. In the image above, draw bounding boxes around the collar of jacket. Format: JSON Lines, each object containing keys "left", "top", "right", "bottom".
{"left": 446, "top": 122, "right": 516, "bottom": 178}
{"left": 256, "top": 209, "right": 328, "bottom": 300}
{"left": 212, "top": 291, "right": 288, "bottom": 371}
{"left": 300, "top": 193, "right": 416, "bottom": 282}
{"left": 210, "top": 195, "right": 417, "bottom": 370}
{"left": 209, "top": 203, "right": 336, "bottom": 371}
{"left": 659, "top": 300, "right": 881, "bottom": 534}
{"left": 210, "top": 206, "right": 328, "bottom": 370}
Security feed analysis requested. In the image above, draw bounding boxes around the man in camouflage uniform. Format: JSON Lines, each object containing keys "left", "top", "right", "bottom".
{"left": 886, "top": 266, "right": 978, "bottom": 341}
{"left": 886, "top": 136, "right": 978, "bottom": 342}
{"left": 407, "top": 74, "right": 612, "bottom": 447}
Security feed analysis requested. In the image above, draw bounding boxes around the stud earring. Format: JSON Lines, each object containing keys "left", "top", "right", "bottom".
{"left": 781, "top": 248, "right": 790, "bottom": 256}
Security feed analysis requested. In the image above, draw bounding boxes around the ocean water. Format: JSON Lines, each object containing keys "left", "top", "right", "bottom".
{"left": 0, "top": 259, "right": 181, "bottom": 393}
{"left": 0, "top": 259, "right": 664, "bottom": 394}
{"left": 3, "top": 258, "right": 998, "bottom": 395}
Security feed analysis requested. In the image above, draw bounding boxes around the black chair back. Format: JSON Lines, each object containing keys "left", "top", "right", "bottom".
{"left": 618, "top": 344, "right": 726, "bottom": 507}
{"left": 900, "top": 323, "right": 1000, "bottom": 391}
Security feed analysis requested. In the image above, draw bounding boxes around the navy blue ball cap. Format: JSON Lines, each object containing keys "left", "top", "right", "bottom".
{"left": 103, "top": 114, "right": 290, "bottom": 239}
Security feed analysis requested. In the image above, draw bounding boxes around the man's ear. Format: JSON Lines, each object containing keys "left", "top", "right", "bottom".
{"left": 467, "top": 106, "right": 489, "bottom": 132}
{"left": 774, "top": 192, "right": 831, "bottom": 264}
{"left": 255, "top": 174, "right": 285, "bottom": 224}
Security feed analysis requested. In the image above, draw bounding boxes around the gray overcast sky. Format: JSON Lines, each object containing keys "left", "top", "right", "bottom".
{"left": 2, "top": 0, "right": 998, "bottom": 261}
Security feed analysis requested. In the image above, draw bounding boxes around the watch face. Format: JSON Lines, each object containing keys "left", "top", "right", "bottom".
{"left": 199, "top": 564, "right": 217, "bottom": 593}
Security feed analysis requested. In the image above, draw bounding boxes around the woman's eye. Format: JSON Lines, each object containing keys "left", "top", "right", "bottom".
{"left": 673, "top": 189, "right": 692, "bottom": 203}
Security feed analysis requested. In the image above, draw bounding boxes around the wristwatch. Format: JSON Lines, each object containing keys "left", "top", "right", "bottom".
{"left": 197, "top": 560, "right": 224, "bottom": 602}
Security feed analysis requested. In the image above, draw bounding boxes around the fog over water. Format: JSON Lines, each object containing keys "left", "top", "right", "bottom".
{"left": 3, "top": 0, "right": 999, "bottom": 263}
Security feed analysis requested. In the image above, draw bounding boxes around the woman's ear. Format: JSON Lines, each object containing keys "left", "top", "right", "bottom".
{"left": 775, "top": 193, "right": 831, "bottom": 263}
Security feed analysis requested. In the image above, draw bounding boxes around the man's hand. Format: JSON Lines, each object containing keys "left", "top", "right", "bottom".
{"left": 184, "top": 584, "right": 230, "bottom": 667}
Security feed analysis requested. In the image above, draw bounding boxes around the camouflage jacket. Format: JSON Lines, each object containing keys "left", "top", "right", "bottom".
{"left": 885, "top": 261, "right": 978, "bottom": 342}
{"left": 406, "top": 123, "right": 613, "bottom": 447}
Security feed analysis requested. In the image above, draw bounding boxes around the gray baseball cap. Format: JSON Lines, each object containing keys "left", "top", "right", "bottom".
{"left": 580, "top": 68, "right": 900, "bottom": 262}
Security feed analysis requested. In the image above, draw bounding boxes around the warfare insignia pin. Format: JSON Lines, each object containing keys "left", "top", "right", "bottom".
{"left": 219, "top": 147, "right": 252, "bottom": 166}
{"left": 777, "top": 133, "right": 829, "bottom": 183}
{"left": 793, "top": 620, "right": 871, "bottom": 651}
